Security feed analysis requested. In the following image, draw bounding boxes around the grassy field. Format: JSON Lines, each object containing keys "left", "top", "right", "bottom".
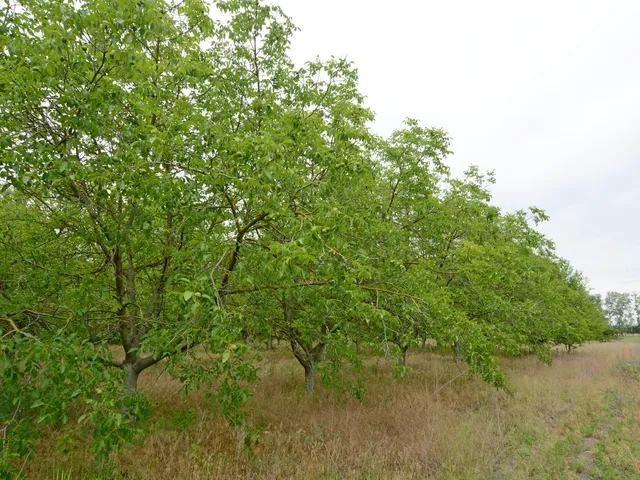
{"left": 29, "top": 337, "right": 640, "bottom": 479}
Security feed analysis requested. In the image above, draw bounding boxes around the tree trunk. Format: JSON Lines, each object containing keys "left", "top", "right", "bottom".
{"left": 119, "top": 353, "right": 161, "bottom": 419}
{"left": 290, "top": 340, "right": 325, "bottom": 395}
{"left": 453, "top": 340, "right": 463, "bottom": 362}
{"left": 121, "top": 364, "right": 140, "bottom": 419}
{"left": 304, "top": 363, "right": 316, "bottom": 395}
{"left": 397, "top": 345, "right": 408, "bottom": 366}
{"left": 123, "top": 365, "right": 140, "bottom": 395}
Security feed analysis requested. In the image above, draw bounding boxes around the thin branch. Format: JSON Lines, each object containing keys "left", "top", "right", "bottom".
{"left": 0, "top": 316, "right": 21, "bottom": 333}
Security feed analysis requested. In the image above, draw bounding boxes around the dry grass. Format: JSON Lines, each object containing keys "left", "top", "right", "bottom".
{"left": 27, "top": 337, "right": 640, "bottom": 479}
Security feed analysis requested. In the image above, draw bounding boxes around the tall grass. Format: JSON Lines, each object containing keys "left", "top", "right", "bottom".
{"left": 30, "top": 338, "right": 640, "bottom": 479}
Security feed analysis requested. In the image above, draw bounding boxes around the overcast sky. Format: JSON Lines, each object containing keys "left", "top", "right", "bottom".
{"left": 273, "top": 0, "right": 640, "bottom": 295}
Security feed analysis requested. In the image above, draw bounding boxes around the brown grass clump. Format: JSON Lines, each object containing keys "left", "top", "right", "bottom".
{"left": 27, "top": 337, "right": 640, "bottom": 479}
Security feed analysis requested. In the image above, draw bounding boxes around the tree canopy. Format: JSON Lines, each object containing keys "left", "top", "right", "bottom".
{"left": 0, "top": 0, "right": 610, "bottom": 473}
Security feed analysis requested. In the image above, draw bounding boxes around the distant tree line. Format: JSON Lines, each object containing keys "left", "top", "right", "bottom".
{"left": 598, "top": 292, "right": 640, "bottom": 334}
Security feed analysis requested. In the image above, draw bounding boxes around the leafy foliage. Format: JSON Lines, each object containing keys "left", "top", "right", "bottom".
{"left": 0, "top": 0, "right": 610, "bottom": 472}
